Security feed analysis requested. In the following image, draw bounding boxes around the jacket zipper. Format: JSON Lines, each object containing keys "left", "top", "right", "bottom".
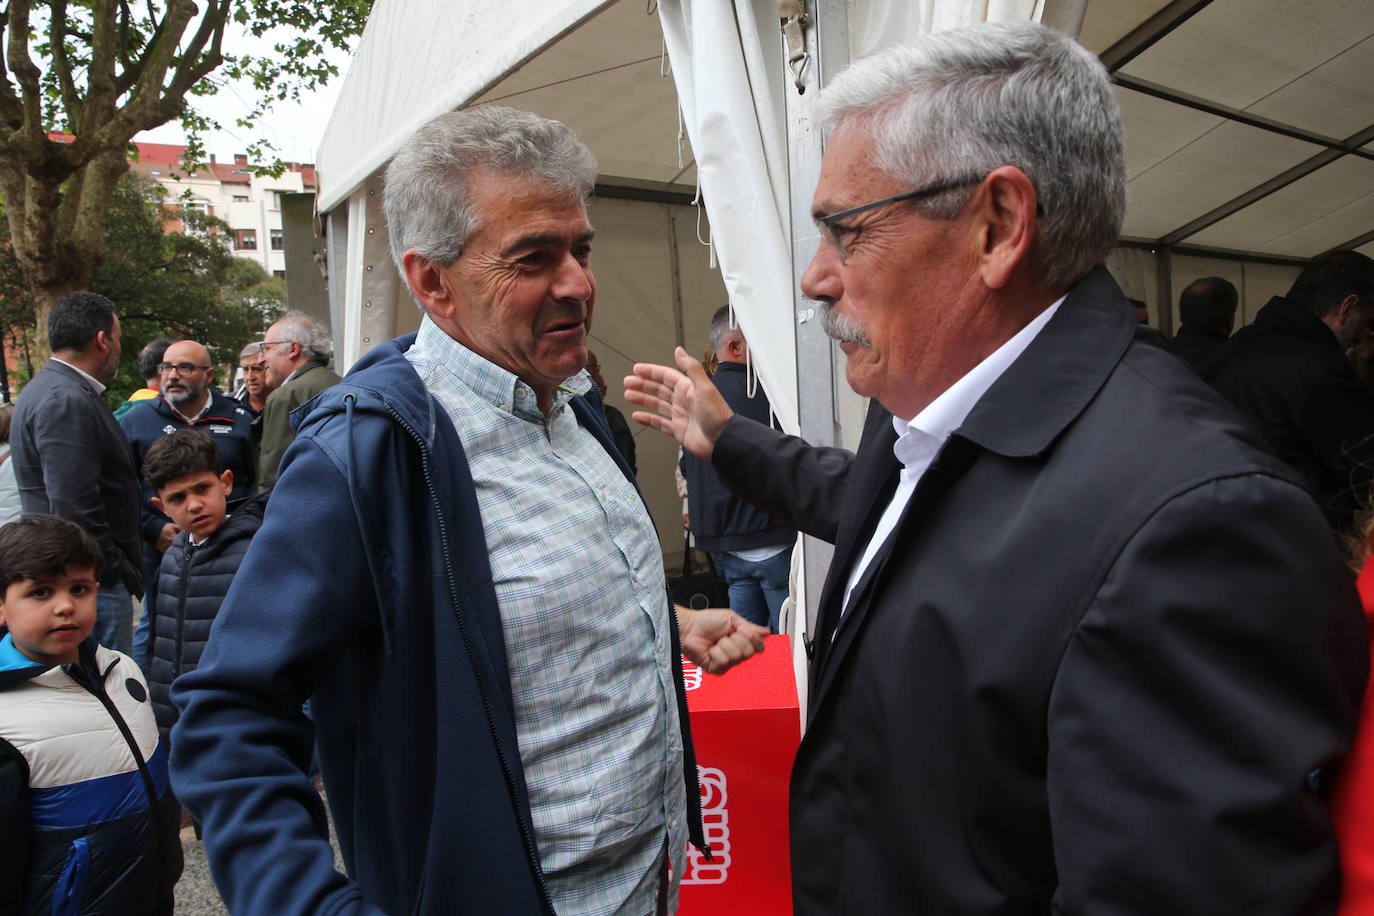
{"left": 71, "top": 655, "right": 165, "bottom": 894}
{"left": 385, "top": 405, "right": 556, "bottom": 916}
{"left": 173, "top": 538, "right": 193, "bottom": 683}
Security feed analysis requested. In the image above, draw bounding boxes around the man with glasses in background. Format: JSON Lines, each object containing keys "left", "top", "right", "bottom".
{"left": 232, "top": 340, "right": 274, "bottom": 416}
{"left": 120, "top": 338, "right": 255, "bottom": 670}
{"left": 256, "top": 312, "right": 340, "bottom": 491}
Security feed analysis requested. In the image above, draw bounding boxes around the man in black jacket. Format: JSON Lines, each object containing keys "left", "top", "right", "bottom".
{"left": 1169, "top": 275, "right": 1237, "bottom": 373}
{"left": 1207, "top": 251, "right": 1374, "bottom": 534}
{"left": 629, "top": 22, "right": 1365, "bottom": 914}
{"left": 681, "top": 306, "right": 794, "bottom": 631}
{"left": 10, "top": 292, "right": 143, "bottom": 651}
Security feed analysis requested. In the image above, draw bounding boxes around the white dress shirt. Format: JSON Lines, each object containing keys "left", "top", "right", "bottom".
{"left": 841, "top": 296, "right": 1065, "bottom": 615}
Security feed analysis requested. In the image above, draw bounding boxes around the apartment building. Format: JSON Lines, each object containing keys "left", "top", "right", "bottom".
{"left": 126, "top": 140, "right": 317, "bottom": 278}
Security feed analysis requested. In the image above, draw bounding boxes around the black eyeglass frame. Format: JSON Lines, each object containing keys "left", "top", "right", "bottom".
{"left": 156, "top": 362, "right": 211, "bottom": 376}
{"left": 815, "top": 175, "right": 986, "bottom": 259}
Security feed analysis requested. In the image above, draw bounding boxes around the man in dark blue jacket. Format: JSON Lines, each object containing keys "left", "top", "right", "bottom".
{"left": 119, "top": 339, "right": 255, "bottom": 670}
{"left": 681, "top": 306, "right": 795, "bottom": 631}
{"left": 171, "top": 106, "right": 766, "bottom": 916}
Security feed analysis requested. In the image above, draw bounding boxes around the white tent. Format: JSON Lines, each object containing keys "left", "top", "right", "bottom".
{"left": 314, "top": 0, "right": 1374, "bottom": 667}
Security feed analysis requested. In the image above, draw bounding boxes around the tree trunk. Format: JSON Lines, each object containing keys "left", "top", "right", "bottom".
{"left": 0, "top": 146, "right": 128, "bottom": 361}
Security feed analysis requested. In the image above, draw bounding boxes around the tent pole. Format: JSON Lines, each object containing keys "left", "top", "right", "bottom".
{"left": 667, "top": 207, "right": 687, "bottom": 349}
{"left": 784, "top": 0, "right": 848, "bottom": 660}
{"left": 1157, "top": 245, "right": 1175, "bottom": 336}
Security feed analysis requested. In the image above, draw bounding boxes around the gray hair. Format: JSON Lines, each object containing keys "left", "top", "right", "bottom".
{"left": 383, "top": 106, "right": 598, "bottom": 277}
{"left": 239, "top": 341, "right": 264, "bottom": 361}
{"left": 272, "top": 311, "right": 332, "bottom": 363}
{"left": 819, "top": 22, "right": 1126, "bottom": 291}
{"left": 708, "top": 303, "right": 742, "bottom": 351}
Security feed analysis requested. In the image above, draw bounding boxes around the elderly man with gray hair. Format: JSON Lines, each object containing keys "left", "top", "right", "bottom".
{"left": 170, "top": 105, "right": 765, "bottom": 915}
{"left": 628, "top": 22, "right": 1365, "bottom": 913}
{"left": 256, "top": 310, "right": 341, "bottom": 489}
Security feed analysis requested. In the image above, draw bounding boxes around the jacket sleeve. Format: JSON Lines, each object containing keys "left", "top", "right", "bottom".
{"left": 709, "top": 414, "right": 854, "bottom": 543}
{"left": 255, "top": 392, "right": 291, "bottom": 492}
{"left": 1047, "top": 472, "right": 1366, "bottom": 914}
{"left": 118, "top": 411, "right": 171, "bottom": 545}
{"left": 29, "top": 388, "right": 130, "bottom": 577}
{"left": 169, "top": 435, "right": 386, "bottom": 916}
{"left": 0, "top": 738, "right": 30, "bottom": 916}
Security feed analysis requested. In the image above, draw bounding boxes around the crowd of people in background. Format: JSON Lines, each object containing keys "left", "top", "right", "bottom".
{"left": 4, "top": 17, "right": 1374, "bottom": 916}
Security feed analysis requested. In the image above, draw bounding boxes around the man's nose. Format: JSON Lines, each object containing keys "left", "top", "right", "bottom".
{"left": 553, "top": 252, "right": 594, "bottom": 302}
{"left": 800, "top": 241, "right": 840, "bottom": 304}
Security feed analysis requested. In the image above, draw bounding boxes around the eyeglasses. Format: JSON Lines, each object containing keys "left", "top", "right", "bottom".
{"left": 815, "top": 175, "right": 985, "bottom": 260}
{"left": 258, "top": 340, "right": 290, "bottom": 354}
{"left": 157, "top": 362, "right": 210, "bottom": 376}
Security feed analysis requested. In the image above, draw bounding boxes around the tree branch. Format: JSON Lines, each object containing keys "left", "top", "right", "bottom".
{"left": 98, "top": 0, "right": 199, "bottom": 141}
{"left": 0, "top": 14, "right": 22, "bottom": 129}
{"left": 159, "top": 0, "right": 229, "bottom": 107}
{"left": 5, "top": 0, "right": 45, "bottom": 149}
{"left": 81, "top": 0, "right": 119, "bottom": 132}
{"left": 48, "top": 0, "right": 83, "bottom": 131}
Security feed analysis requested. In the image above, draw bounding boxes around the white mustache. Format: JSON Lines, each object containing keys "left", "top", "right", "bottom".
{"left": 820, "top": 302, "right": 871, "bottom": 347}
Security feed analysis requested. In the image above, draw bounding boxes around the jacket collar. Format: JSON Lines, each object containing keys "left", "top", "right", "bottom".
{"left": 957, "top": 265, "right": 1134, "bottom": 458}
{"left": 296, "top": 335, "right": 433, "bottom": 443}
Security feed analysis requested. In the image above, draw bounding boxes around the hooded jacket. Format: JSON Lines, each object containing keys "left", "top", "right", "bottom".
{"left": 170, "top": 334, "right": 708, "bottom": 915}
{"left": 0, "top": 638, "right": 182, "bottom": 915}
{"left": 149, "top": 491, "right": 268, "bottom": 738}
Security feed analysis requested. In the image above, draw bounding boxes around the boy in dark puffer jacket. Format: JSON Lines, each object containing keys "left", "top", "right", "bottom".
{"left": 142, "top": 430, "right": 266, "bottom": 742}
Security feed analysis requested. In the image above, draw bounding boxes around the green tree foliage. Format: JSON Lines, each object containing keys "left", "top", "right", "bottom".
{"left": 0, "top": 173, "right": 284, "bottom": 404}
{"left": 0, "top": 0, "right": 370, "bottom": 353}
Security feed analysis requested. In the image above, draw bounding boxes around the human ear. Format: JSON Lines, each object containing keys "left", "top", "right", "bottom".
{"left": 150, "top": 496, "right": 165, "bottom": 514}
{"left": 974, "top": 166, "right": 1037, "bottom": 291}
{"left": 219, "top": 470, "right": 234, "bottom": 494}
{"left": 402, "top": 249, "right": 457, "bottom": 319}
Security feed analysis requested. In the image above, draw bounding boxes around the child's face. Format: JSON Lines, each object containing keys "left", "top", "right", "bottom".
{"left": 0, "top": 565, "right": 99, "bottom": 666}
{"left": 152, "top": 469, "right": 233, "bottom": 541}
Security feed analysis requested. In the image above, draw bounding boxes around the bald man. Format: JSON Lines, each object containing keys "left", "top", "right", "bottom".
{"left": 119, "top": 339, "right": 257, "bottom": 670}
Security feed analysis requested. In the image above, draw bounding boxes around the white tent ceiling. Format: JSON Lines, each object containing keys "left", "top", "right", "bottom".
{"left": 319, "top": 0, "right": 1374, "bottom": 292}
{"left": 1078, "top": 0, "right": 1374, "bottom": 260}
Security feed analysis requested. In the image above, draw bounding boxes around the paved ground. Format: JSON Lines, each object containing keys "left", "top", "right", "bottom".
{"left": 175, "top": 824, "right": 229, "bottom": 916}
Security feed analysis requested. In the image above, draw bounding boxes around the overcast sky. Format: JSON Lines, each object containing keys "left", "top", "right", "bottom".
{"left": 133, "top": 25, "right": 357, "bottom": 165}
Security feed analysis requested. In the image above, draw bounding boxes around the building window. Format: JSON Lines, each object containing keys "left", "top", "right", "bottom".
{"left": 232, "top": 194, "right": 249, "bottom": 202}
{"left": 273, "top": 270, "right": 286, "bottom": 280}
{"left": 270, "top": 229, "right": 285, "bottom": 250}
{"left": 234, "top": 229, "right": 257, "bottom": 250}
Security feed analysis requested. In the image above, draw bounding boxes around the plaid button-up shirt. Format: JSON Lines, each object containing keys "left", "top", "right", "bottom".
{"left": 406, "top": 317, "right": 686, "bottom": 915}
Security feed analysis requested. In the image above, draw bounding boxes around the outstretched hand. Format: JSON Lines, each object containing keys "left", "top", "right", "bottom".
{"left": 678, "top": 607, "right": 769, "bottom": 675}
{"left": 625, "top": 347, "right": 733, "bottom": 460}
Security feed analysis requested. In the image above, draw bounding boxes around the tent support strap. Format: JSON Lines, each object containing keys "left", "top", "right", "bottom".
{"left": 784, "top": 0, "right": 847, "bottom": 660}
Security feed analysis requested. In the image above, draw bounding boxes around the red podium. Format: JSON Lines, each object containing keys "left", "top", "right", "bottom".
{"left": 678, "top": 634, "right": 799, "bottom": 914}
